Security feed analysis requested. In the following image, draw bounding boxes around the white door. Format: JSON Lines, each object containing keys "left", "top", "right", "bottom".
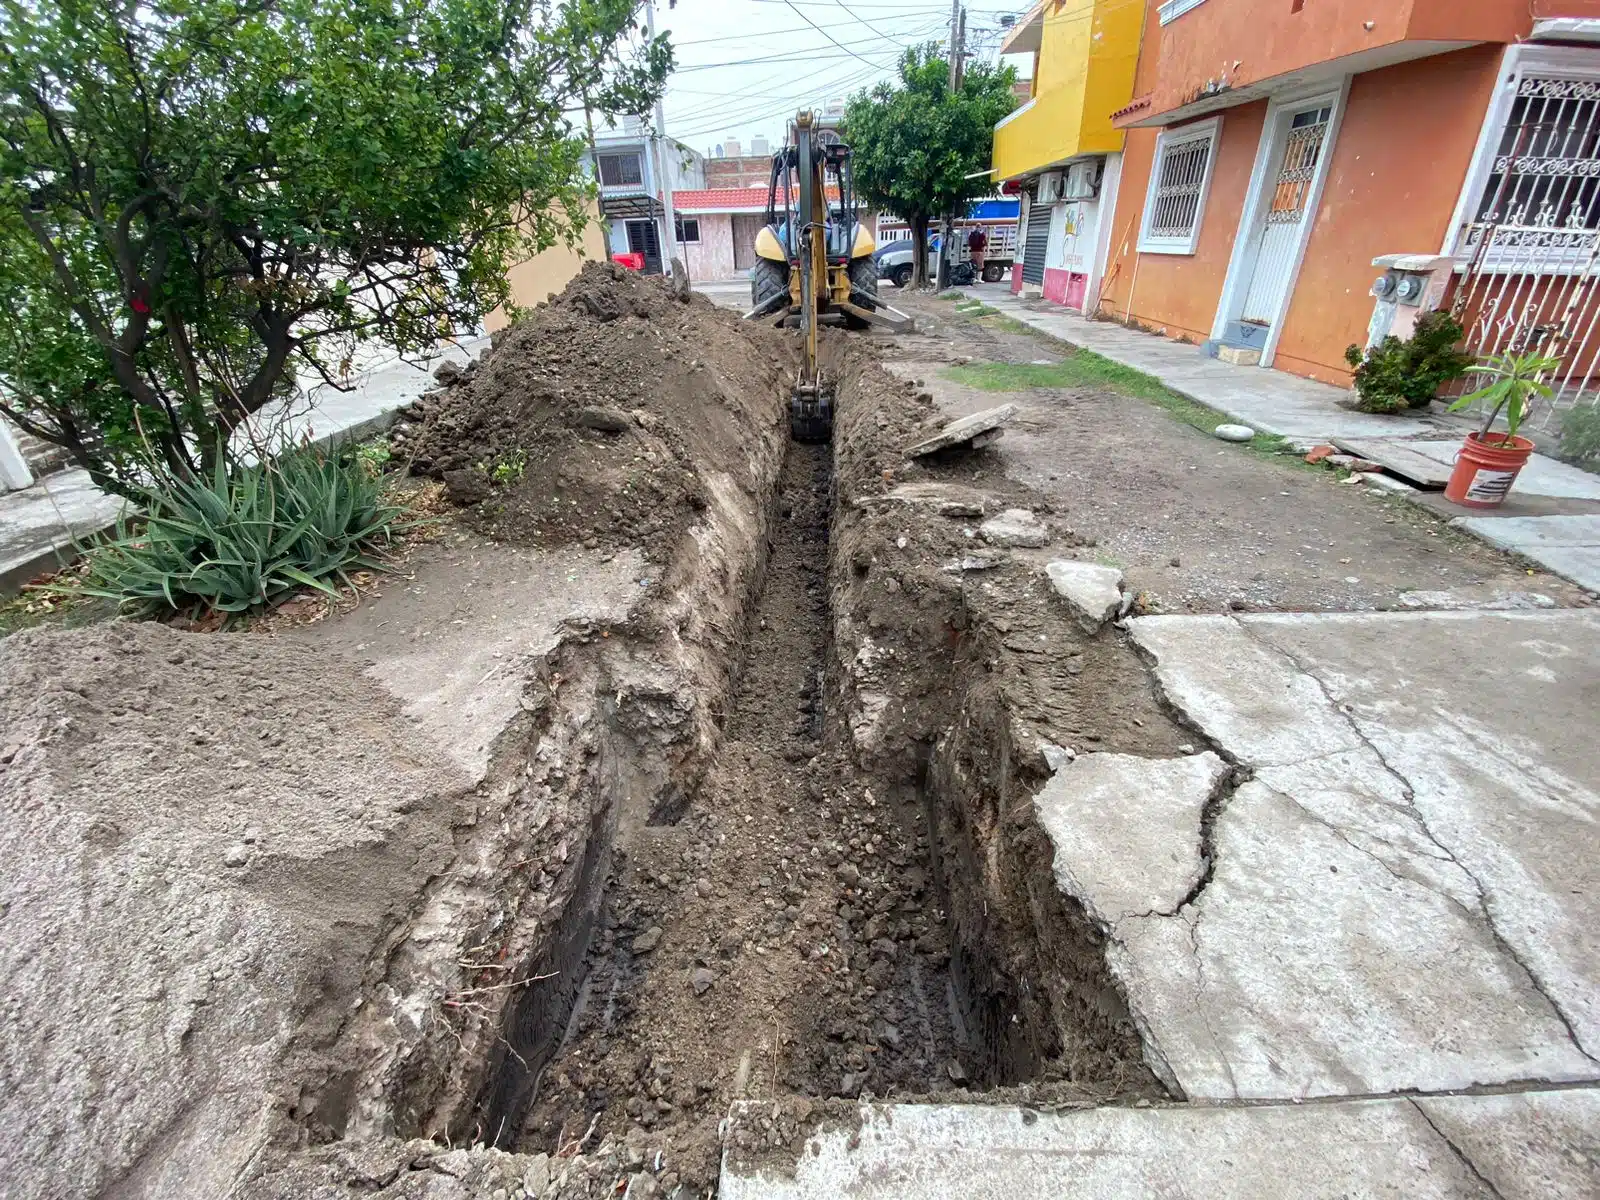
{"left": 1240, "top": 104, "right": 1332, "bottom": 327}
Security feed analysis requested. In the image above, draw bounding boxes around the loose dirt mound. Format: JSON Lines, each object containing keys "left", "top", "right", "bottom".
{"left": 403, "top": 263, "right": 793, "bottom": 556}
{"left": 0, "top": 623, "right": 469, "bottom": 1199}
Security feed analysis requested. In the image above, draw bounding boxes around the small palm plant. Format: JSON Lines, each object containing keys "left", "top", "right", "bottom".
{"left": 1448, "top": 351, "right": 1561, "bottom": 446}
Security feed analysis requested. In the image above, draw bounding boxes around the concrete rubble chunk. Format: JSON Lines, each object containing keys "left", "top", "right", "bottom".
{"left": 904, "top": 403, "right": 1017, "bottom": 458}
{"left": 1045, "top": 560, "right": 1125, "bottom": 632}
{"left": 1034, "top": 752, "right": 1230, "bottom": 926}
{"left": 978, "top": 507, "right": 1049, "bottom": 548}
{"left": 718, "top": 1093, "right": 1592, "bottom": 1198}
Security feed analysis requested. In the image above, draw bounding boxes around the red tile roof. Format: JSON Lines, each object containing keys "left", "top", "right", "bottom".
{"left": 669, "top": 187, "right": 768, "bottom": 212}
{"left": 669, "top": 186, "right": 848, "bottom": 213}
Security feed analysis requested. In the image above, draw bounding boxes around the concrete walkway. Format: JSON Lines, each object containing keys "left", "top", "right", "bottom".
{"left": 723, "top": 607, "right": 1600, "bottom": 1198}
{"left": 961, "top": 286, "right": 1600, "bottom": 593}
{"left": 0, "top": 337, "right": 487, "bottom": 595}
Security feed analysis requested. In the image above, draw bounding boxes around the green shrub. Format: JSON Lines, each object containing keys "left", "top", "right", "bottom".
{"left": 57, "top": 445, "right": 410, "bottom": 618}
{"left": 1345, "top": 311, "right": 1474, "bottom": 414}
{"left": 1560, "top": 404, "right": 1600, "bottom": 467}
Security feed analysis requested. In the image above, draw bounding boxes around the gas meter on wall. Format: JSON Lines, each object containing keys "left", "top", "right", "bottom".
{"left": 1364, "top": 254, "right": 1459, "bottom": 349}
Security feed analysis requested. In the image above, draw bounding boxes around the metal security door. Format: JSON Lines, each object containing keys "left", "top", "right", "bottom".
{"left": 1021, "top": 191, "right": 1050, "bottom": 285}
{"left": 1240, "top": 105, "right": 1330, "bottom": 325}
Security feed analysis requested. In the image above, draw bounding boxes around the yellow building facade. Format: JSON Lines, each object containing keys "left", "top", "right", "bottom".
{"left": 992, "top": 0, "right": 1143, "bottom": 310}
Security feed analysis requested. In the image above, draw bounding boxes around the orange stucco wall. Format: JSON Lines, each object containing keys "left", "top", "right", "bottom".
{"left": 1098, "top": 102, "right": 1269, "bottom": 345}
{"left": 1272, "top": 45, "right": 1505, "bottom": 382}
{"left": 1143, "top": 0, "right": 1585, "bottom": 119}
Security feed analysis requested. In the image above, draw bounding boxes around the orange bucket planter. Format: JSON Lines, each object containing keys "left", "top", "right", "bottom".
{"left": 1443, "top": 432, "right": 1535, "bottom": 509}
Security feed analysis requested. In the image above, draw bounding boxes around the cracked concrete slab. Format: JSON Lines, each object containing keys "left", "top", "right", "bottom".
{"left": 1104, "top": 610, "right": 1600, "bottom": 1100}
{"left": 1033, "top": 752, "right": 1230, "bottom": 926}
{"left": 720, "top": 1090, "right": 1599, "bottom": 1198}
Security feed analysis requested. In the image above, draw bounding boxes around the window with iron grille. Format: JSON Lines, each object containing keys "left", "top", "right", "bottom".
{"left": 598, "top": 152, "right": 644, "bottom": 188}
{"left": 1469, "top": 75, "right": 1600, "bottom": 264}
{"left": 1138, "top": 117, "right": 1221, "bottom": 255}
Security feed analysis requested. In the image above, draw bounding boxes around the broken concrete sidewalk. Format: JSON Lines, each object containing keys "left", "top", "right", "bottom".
{"left": 1108, "top": 610, "right": 1600, "bottom": 1100}
{"left": 1045, "top": 560, "right": 1125, "bottom": 631}
{"left": 720, "top": 1090, "right": 1599, "bottom": 1198}
{"left": 904, "top": 403, "right": 1016, "bottom": 458}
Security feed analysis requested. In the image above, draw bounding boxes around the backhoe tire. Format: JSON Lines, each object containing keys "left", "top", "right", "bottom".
{"left": 751, "top": 257, "right": 789, "bottom": 315}
{"left": 844, "top": 257, "right": 880, "bottom": 330}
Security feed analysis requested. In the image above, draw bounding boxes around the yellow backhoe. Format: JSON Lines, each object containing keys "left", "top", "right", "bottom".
{"left": 743, "top": 111, "right": 912, "bottom": 440}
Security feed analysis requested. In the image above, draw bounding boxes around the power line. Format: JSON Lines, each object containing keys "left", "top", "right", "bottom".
{"left": 780, "top": 0, "right": 886, "bottom": 66}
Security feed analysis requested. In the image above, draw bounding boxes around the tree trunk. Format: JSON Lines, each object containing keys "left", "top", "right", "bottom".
{"left": 911, "top": 215, "right": 930, "bottom": 288}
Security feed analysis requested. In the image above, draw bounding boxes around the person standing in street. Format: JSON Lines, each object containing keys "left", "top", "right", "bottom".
{"left": 966, "top": 226, "right": 987, "bottom": 277}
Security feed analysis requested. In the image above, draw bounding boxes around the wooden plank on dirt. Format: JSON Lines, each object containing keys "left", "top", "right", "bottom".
{"left": 1333, "top": 438, "right": 1453, "bottom": 489}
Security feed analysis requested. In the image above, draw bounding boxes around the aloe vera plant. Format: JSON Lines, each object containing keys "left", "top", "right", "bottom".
{"left": 1448, "top": 351, "right": 1561, "bottom": 445}
{"left": 53, "top": 445, "right": 410, "bottom": 618}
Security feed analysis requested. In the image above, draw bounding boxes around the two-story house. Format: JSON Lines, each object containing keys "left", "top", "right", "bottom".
{"left": 588, "top": 118, "right": 707, "bottom": 275}
{"left": 1098, "top": 0, "right": 1600, "bottom": 388}
{"left": 991, "top": 0, "right": 1143, "bottom": 310}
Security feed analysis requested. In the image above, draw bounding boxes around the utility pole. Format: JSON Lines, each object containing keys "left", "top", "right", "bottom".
{"left": 644, "top": 0, "right": 683, "bottom": 282}
{"left": 937, "top": 1, "right": 965, "bottom": 291}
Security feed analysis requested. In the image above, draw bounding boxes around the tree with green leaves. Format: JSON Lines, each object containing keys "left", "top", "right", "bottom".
{"left": 845, "top": 46, "right": 1016, "bottom": 288}
{"left": 0, "top": 0, "right": 669, "bottom": 499}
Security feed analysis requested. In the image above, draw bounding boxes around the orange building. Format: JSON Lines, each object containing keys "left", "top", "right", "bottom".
{"left": 1095, "top": 0, "right": 1600, "bottom": 385}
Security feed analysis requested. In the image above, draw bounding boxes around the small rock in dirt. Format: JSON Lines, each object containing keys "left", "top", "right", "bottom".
{"left": 904, "top": 404, "right": 1017, "bottom": 458}
{"left": 942, "top": 551, "right": 1002, "bottom": 572}
{"left": 0, "top": 744, "right": 19, "bottom": 765}
{"left": 946, "top": 1059, "right": 968, "bottom": 1083}
{"left": 442, "top": 467, "right": 492, "bottom": 506}
{"left": 222, "top": 844, "right": 249, "bottom": 868}
{"left": 1178, "top": 743, "right": 1196, "bottom": 755}
{"left": 1040, "top": 741, "right": 1076, "bottom": 772}
{"left": 696, "top": 878, "right": 713, "bottom": 898}
{"left": 1045, "top": 561, "right": 1124, "bottom": 632}
{"left": 979, "top": 508, "right": 1049, "bottom": 549}
{"left": 837, "top": 862, "right": 861, "bottom": 886}
{"left": 633, "top": 926, "right": 663, "bottom": 954}
{"left": 523, "top": 1154, "right": 551, "bottom": 1195}
{"left": 690, "top": 967, "right": 716, "bottom": 995}
{"left": 1214, "top": 422, "right": 1255, "bottom": 443}
{"left": 937, "top": 500, "right": 986, "bottom": 518}
{"left": 575, "top": 406, "right": 632, "bottom": 433}
{"left": 1169, "top": 556, "right": 1182, "bottom": 568}
{"left": 433, "top": 359, "right": 463, "bottom": 383}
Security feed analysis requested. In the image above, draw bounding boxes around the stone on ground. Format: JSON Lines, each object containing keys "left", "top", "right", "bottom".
{"left": 904, "top": 403, "right": 1017, "bottom": 458}
{"left": 719, "top": 1091, "right": 1600, "bottom": 1198}
{"left": 978, "top": 507, "right": 1049, "bottom": 548}
{"left": 1044, "top": 560, "right": 1125, "bottom": 631}
{"left": 1214, "top": 422, "right": 1255, "bottom": 442}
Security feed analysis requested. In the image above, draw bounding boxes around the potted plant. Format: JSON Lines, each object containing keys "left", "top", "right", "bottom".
{"left": 1344, "top": 311, "right": 1475, "bottom": 414}
{"left": 1442, "top": 350, "right": 1559, "bottom": 508}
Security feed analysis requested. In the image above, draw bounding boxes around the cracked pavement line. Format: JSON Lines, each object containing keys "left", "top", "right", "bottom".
{"left": 1230, "top": 617, "right": 1600, "bottom": 1069}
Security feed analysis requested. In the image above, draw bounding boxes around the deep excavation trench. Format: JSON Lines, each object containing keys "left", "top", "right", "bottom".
{"left": 426, "top": 335, "right": 1172, "bottom": 1196}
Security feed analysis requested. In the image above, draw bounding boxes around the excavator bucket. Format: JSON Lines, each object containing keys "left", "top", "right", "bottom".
{"left": 790, "top": 376, "right": 834, "bottom": 442}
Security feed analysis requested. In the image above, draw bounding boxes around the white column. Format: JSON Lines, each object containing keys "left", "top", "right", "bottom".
{"left": 0, "top": 421, "right": 34, "bottom": 491}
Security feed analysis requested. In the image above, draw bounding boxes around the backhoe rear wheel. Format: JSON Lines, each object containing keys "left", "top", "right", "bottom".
{"left": 844, "top": 257, "right": 879, "bottom": 330}
{"left": 751, "top": 257, "right": 789, "bottom": 315}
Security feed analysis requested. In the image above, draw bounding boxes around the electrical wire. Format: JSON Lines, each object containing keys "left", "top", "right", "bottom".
{"left": 779, "top": 0, "right": 887, "bottom": 66}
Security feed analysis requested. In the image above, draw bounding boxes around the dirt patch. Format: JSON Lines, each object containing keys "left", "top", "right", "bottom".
{"left": 890, "top": 292, "right": 1592, "bottom": 613}
{"left": 0, "top": 622, "right": 469, "bottom": 1199}
{"left": 402, "top": 263, "right": 793, "bottom": 558}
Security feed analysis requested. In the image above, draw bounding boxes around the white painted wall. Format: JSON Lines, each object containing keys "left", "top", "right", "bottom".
{"left": 0, "top": 422, "right": 33, "bottom": 492}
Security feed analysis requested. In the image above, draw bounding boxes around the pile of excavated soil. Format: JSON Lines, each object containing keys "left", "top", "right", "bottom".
{"left": 401, "top": 263, "right": 793, "bottom": 557}
{"left": 0, "top": 623, "right": 469, "bottom": 1199}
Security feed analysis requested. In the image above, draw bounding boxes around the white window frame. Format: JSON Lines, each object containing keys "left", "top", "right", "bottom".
{"left": 675, "top": 217, "right": 701, "bottom": 244}
{"left": 1444, "top": 43, "right": 1600, "bottom": 274}
{"left": 1138, "top": 116, "right": 1223, "bottom": 256}
{"left": 1158, "top": 0, "right": 1210, "bottom": 25}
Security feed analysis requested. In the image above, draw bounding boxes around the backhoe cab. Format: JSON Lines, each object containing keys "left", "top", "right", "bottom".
{"left": 744, "top": 111, "right": 911, "bottom": 441}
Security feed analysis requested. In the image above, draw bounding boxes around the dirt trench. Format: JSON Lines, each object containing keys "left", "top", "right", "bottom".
{"left": 428, "top": 335, "right": 1181, "bottom": 1196}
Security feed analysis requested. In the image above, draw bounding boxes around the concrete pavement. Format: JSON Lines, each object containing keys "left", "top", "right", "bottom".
{"left": 722, "top": 1089, "right": 1599, "bottom": 1198}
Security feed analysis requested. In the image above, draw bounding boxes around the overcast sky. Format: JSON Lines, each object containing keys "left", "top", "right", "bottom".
{"left": 640, "top": 0, "right": 1032, "bottom": 157}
